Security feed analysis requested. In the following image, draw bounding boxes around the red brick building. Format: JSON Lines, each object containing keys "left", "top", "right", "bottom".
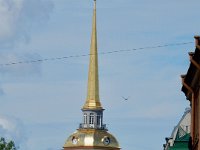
{"left": 181, "top": 36, "right": 200, "bottom": 150}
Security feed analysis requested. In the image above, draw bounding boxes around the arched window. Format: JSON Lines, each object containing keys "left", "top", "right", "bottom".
{"left": 97, "top": 114, "right": 101, "bottom": 126}
{"left": 185, "top": 126, "right": 189, "bottom": 132}
{"left": 84, "top": 113, "right": 87, "bottom": 124}
{"left": 89, "top": 113, "right": 94, "bottom": 125}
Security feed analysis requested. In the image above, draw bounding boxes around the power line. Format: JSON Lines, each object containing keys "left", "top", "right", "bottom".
{"left": 0, "top": 41, "right": 193, "bottom": 67}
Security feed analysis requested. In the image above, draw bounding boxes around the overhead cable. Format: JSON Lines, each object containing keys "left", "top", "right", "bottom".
{"left": 0, "top": 41, "right": 193, "bottom": 67}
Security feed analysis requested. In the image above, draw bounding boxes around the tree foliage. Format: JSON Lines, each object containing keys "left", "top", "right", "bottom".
{"left": 0, "top": 138, "right": 17, "bottom": 150}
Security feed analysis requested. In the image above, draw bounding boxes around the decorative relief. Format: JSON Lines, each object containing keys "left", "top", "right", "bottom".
{"left": 102, "top": 136, "right": 110, "bottom": 145}
{"left": 72, "top": 136, "right": 78, "bottom": 145}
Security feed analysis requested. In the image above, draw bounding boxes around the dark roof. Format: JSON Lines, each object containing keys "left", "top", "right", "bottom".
{"left": 182, "top": 37, "right": 200, "bottom": 99}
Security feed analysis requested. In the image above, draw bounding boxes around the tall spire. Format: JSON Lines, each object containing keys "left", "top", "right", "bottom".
{"left": 83, "top": 0, "right": 102, "bottom": 110}
{"left": 63, "top": 1, "right": 120, "bottom": 149}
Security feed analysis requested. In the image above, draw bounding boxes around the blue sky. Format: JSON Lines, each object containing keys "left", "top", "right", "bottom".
{"left": 0, "top": 0, "right": 199, "bottom": 150}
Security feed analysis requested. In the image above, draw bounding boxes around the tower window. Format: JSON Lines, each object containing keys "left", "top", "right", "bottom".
{"left": 186, "top": 126, "right": 188, "bottom": 132}
{"left": 97, "top": 114, "right": 101, "bottom": 125}
{"left": 89, "top": 113, "right": 94, "bottom": 124}
{"left": 84, "top": 113, "right": 87, "bottom": 124}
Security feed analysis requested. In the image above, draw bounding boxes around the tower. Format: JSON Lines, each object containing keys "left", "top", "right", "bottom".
{"left": 63, "top": 0, "right": 120, "bottom": 149}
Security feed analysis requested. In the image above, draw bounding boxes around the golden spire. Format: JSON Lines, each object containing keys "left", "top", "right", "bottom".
{"left": 83, "top": 0, "right": 102, "bottom": 110}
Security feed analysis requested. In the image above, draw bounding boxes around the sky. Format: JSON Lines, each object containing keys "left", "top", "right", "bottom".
{"left": 0, "top": 0, "right": 200, "bottom": 150}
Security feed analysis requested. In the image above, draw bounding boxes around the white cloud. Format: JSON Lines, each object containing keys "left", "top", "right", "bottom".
{"left": 0, "top": 0, "right": 53, "bottom": 95}
{"left": 0, "top": 115, "right": 27, "bottom": 148}
{"left": 0, "top": 52, "right": 42, "bottom": 75}
{"left": 0, "top": 0, "right": 54, "bottom": 49}
{"left": 0, "top": 52, "right": 42, "bottom": 95}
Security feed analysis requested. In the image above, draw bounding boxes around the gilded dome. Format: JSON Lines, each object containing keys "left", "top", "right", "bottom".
{"left": 63, "top": 129, "right": 120, "bottom": 149}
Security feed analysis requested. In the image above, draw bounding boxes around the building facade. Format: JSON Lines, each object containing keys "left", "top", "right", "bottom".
{"left": 163, "top": 108, "right": 191, "bottom": 150}
{"left": 181, "top": 36, "right": 200, "bottom": 150}
{"left": 63, "top": 0, "right": 120, "bottom": 149}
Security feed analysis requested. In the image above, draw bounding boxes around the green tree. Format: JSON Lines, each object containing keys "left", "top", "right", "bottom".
{"left": 0, "top": 138, "right": 17, "bottom": 150}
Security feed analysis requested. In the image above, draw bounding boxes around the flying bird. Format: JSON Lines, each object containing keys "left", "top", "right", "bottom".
{"left": 122, "top": 96, "right": 130, "bottom": 101}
